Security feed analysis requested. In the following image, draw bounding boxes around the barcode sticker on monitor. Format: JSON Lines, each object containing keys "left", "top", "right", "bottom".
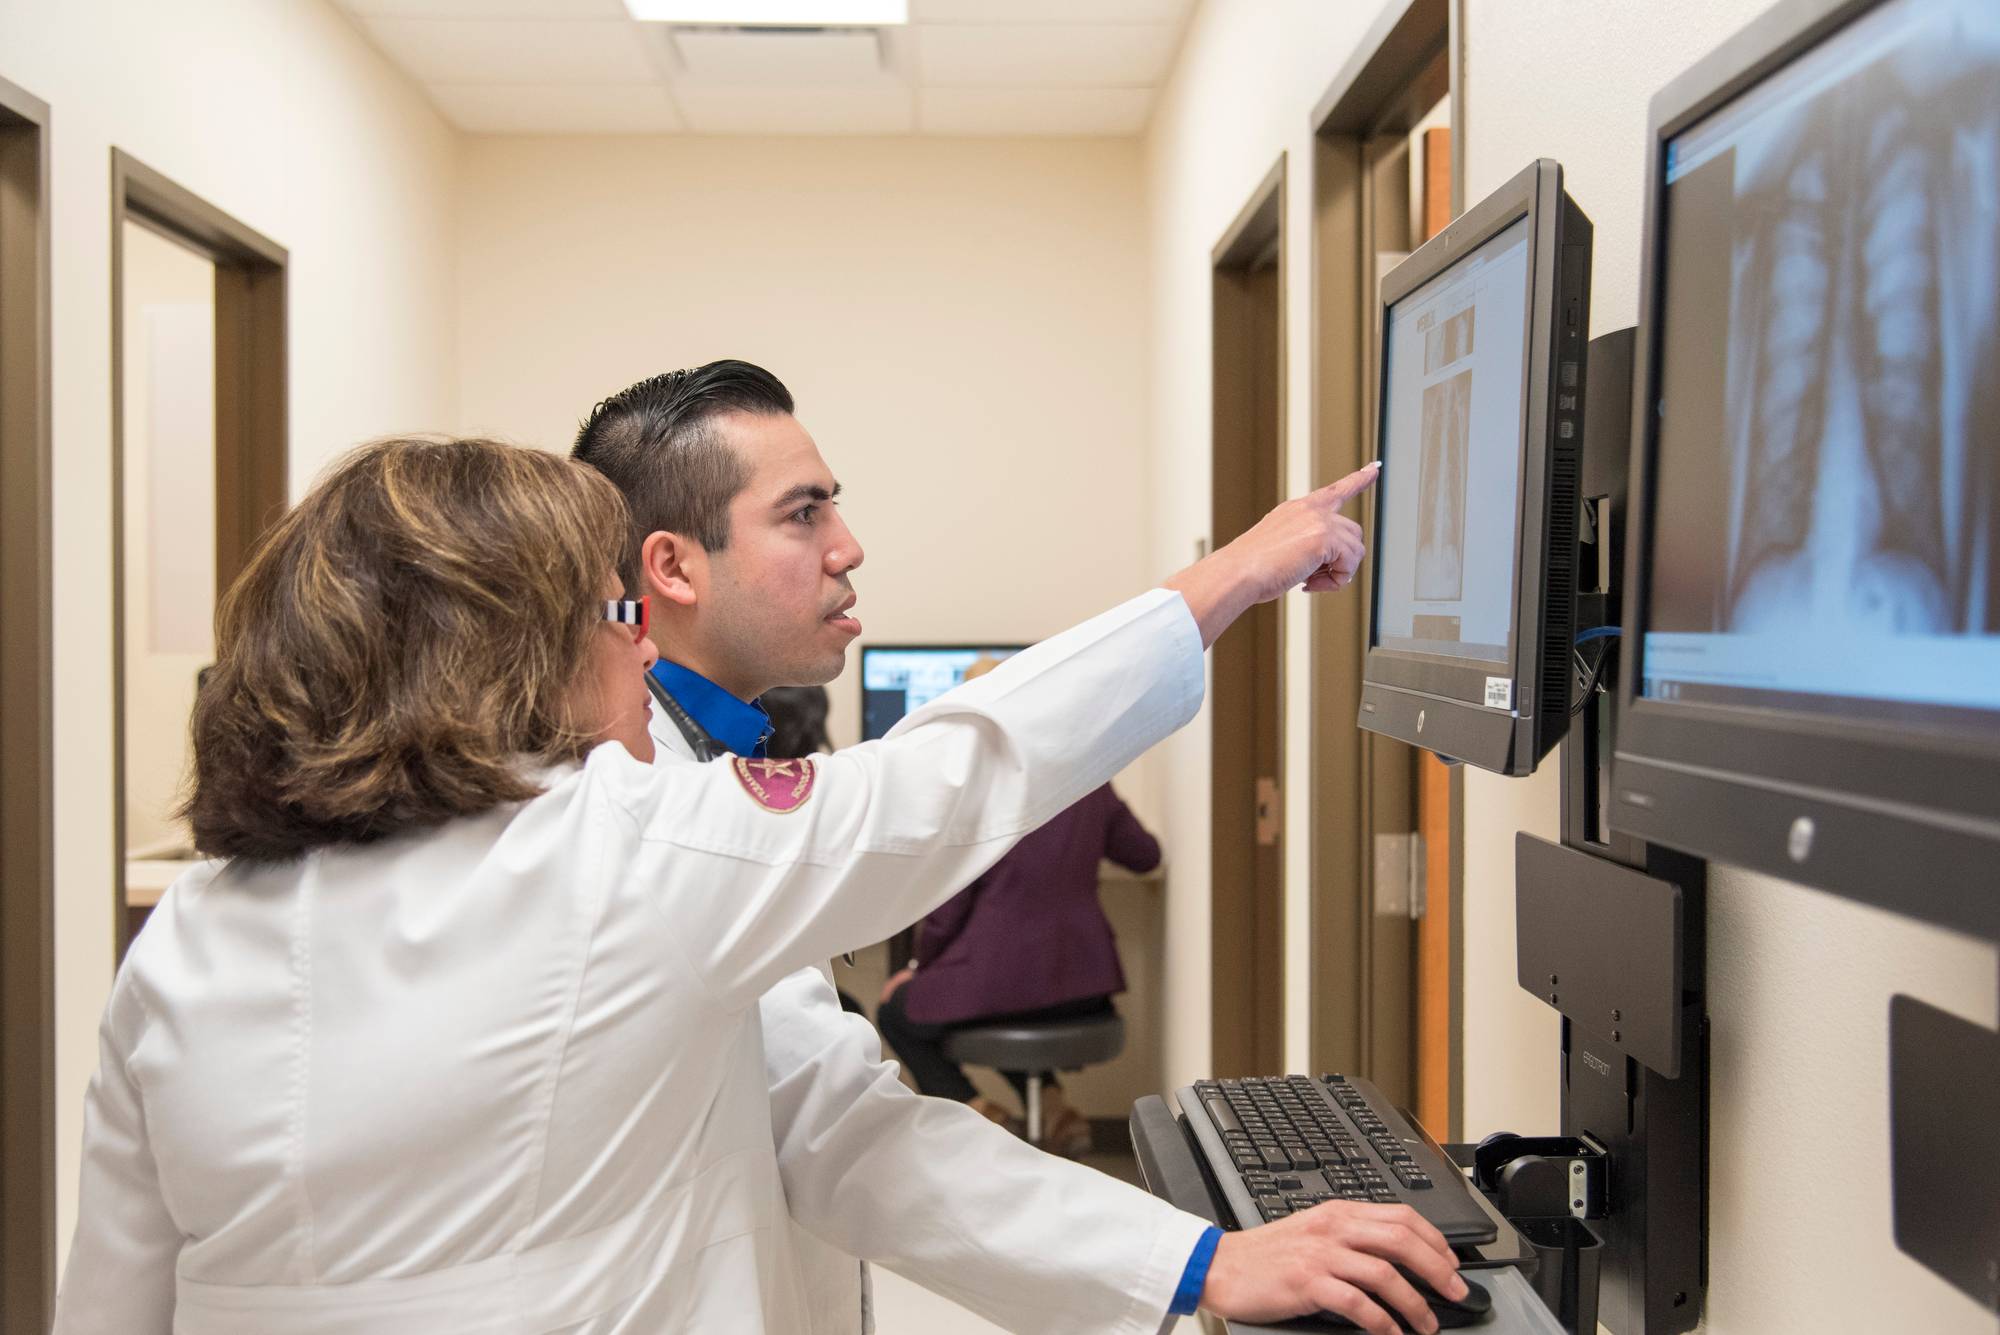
{"left": 1484, "top": 677, "right": 1513, "bottom": 710}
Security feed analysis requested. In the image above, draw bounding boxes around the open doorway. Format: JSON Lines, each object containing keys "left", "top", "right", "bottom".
{"left": 1308, "top": 0, "right": 1463, "bottom": 1136}
{"left": 111, "top": 152, "right": 286, "bottom": 962}
{"left": 1209, "top": 157, "right": 1286, "bottom": 1080}
{"left": 0, "top": 70, "right": 53, "bottom": 1331}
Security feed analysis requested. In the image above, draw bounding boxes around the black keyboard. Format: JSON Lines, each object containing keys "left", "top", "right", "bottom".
{"left": 1177, "top": 1074, "right": 1496, "bottom": 1244}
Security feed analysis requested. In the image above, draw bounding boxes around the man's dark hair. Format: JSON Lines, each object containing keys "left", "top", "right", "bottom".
{"left": 761, "top": 685, "right": 831, "bottom": 760}
{"left": 572, "top": 359, "right": 795, "bottom": 587}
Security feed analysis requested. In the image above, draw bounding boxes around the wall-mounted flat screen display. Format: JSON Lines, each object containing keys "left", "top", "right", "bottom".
{"left": 859, "top": 644, "right": 1027, "bottom": 742}
{"left": 1639, "top": 0, "right": 2000, "bottom": 737}
{"left": 1614, "top": 0, "right": 2000, "bottom": 937}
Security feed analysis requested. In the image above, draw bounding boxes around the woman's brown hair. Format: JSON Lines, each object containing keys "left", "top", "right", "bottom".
{"left": 182, "top": 437, "right": 630, "bottom": 862}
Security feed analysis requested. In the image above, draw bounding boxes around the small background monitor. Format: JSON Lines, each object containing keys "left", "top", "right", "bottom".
{"left": 1614, "top": 0, "right": 2000, "bottom": 936}
{"left": 859, "top": 644, "right": 1028, "bottom": 742}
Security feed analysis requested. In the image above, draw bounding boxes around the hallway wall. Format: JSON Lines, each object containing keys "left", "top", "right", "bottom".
{"left": 1457, "top": 1, "right": 1999, "bottom": 1329}
{"left": 0, "top": 0, "right": 460, "bottom": 1260}
{"left": 1145, "top": 1, "right": 1996, "bottom": 1330}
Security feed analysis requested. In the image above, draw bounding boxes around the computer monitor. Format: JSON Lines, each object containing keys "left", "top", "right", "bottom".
{"left": 1613, "top": 0, "right": 2000, "bottom": 937}
{"left": 858, "top": 644, "right": 1027, "bottom": 742}
{"left": 1357, "top": 159, "right": 1594, "bottom": 776}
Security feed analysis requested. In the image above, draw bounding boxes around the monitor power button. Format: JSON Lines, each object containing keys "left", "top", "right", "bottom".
{"left": 1787, "top": 816, "right": 1815, "bottom": 863}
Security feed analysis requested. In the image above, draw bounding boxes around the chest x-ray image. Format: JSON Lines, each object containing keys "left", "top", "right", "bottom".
{"left": 1717, "top": 0, "right": 1999, "bottom": 639}
{"left": 1415, "top": 365, "right": 1474, "bottom": 602}
{"left": 1415, "top": 304, "right": 1479, "bottom": 603}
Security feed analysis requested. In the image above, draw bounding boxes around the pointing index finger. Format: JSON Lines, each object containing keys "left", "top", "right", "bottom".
{"left": 1320, "top": 460, "right": 1382, "bottom": 509}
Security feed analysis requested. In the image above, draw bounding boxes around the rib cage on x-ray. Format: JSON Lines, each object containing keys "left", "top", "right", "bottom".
{"left": 1413, "top": 303, "right": 1477, "bottom": 604}
{"left": 1721, "top": 40, "right": 1999, "bottom": 636}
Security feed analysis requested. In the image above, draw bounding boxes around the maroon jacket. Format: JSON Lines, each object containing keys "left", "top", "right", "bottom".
{"left": 900, "top": 785, "right": 1161, "bottom": 1026}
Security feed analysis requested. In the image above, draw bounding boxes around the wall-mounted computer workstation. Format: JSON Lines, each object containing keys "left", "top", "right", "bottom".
{"left": 1357, "top": 156, "right": 1682, "bottom": 1335}
{"left": 1370, "top": 0, "right": 1996, "bottom": 1327}
{"left": 1131, "top": 162, "right": 1611, "bottom": 1335}
{"left": 1130, "top": 0, "right": 1997, "bottom": 1330}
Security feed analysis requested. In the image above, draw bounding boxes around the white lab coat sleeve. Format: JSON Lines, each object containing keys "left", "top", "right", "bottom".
{"left": 603, "top": 588, "right": 1204, "bottom": 1009}
{"left": 759, "top": 968, "right": 1212, "bottom": 1335}
{"left": 52, "top": 979, "right": 180, "bottom": 1335}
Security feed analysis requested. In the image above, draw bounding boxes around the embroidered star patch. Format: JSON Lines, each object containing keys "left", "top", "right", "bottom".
{"left": 732, "top": 756, "right": 815, "bottom": 814}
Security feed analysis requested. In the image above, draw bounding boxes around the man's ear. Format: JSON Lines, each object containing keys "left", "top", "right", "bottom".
{"left": 640, "top": 530, "right": 703, "bottom": 608}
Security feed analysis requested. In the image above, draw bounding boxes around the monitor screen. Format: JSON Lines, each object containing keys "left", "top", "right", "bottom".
{"left": 859, "top": 645, "right": 1026, "bottom": 741}
{"left": 1640, "top": 0, "right": 2000, "bottom": 735}
{"left": 1372, "top": 216, "right": 1535, "bottom": 674}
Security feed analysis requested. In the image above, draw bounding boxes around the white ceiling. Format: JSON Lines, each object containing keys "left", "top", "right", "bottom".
{"left": 330, "top": 0, "right": 1199, "bottom": 136}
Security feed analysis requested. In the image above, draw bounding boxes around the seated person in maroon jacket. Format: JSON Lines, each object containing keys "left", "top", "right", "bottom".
{"left": 876, "top": 780, "right": 1161, "bottom": 1156}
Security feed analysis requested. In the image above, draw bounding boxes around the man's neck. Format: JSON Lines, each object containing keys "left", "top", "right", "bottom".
{"left": 645, "top": 620, "right": 774, "bottom": 702}
{"left": 655, "top": 653, "right": 760, "bottom": 704}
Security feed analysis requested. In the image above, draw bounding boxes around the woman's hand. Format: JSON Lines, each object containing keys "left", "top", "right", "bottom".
{"left": 1164, "top": 463, "right": 1380, "bottom": 647}
{"left": 1200, "top": 1200, "right": 1468, "bottom": 1335}
{"left": 879, "top": 966, "right": 915, "bottom": 1008}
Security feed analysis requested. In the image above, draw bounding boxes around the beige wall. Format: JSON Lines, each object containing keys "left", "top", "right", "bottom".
{"left": 1146, "top": 0, "right": 1998, "bottom": 1330}
{"left": 1457, "top": 1, "right": 1999, "bottom": 1329}
{"left": 0, "top": 0, "right": 459, "bottom": 1260}
{"left": 454, "top": 132, "right": 1160, "bottom": 1112}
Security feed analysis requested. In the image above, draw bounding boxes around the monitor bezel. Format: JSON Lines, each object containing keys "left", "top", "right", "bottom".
{"left": 1358, "top": 159, "right": 1572, "bottom": 774}
{"left": 857, "top": 642, "right": 1031, "bottom": 741}
{"left": 1612, "top": 0, "right": 2000, "bottom": 939}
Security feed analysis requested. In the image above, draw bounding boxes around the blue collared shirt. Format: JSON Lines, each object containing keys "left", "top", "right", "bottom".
{"left": 649, "top": 660, "right": 773, "bottom": 758}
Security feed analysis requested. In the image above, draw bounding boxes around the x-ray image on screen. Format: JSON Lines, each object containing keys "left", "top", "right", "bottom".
{"left": 1415, "top": 369, "right": 1473, "bottom": 601}
{"left": 1643, "top": 0, "right": 2000, "bottom": 723}
{"left": 1719, "top": 22, "right": 1995, "bottom": 637}
{"left": 1373, "top": 217, "right": 1530, "bottom": 668}
{"left": 1424, "top": 308, "right": 1477, "bottom": 374}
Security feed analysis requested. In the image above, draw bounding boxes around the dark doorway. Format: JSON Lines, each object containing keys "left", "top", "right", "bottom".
{"left": 0, "top": 69, "right": 54, "bottom": 1335}
{"left": 1209, "top": 156, "right": 1287, "bottom": 1079}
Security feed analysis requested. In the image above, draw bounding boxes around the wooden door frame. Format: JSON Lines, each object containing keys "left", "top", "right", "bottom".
{"left": 0, "top": 71, "right": 54, "bottom": 1335}
{"left": 1209, "top": 155, "right": 1287, "bottom": 1079}
{"left": 1306, "top": 0, "right": 1467, "bottom": 1135}
{"left": 110, "top": 151, "right": 287, "bottom": 962}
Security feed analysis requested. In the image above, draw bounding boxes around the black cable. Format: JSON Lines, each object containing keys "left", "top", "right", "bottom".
{"left": 1570, "top": 636, "right": 1616, "bottom": 717}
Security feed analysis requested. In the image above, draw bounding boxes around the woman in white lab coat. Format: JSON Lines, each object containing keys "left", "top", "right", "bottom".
{"left": 55, "top": 438, "right": 1459, "bottom": 1334}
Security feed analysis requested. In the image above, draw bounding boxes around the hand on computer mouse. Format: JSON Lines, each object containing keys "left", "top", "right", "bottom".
{"left": 1199, "top": 1199, "right": 1469, "bottom": 1335}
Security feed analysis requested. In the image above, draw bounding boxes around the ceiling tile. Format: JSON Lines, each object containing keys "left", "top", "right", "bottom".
{"left": 912, "top": 0, "right": 1190, "bottom": 23}
{"left": 426, "top": 82, "right": 684, "bottom": 133}
{"left": 671, "top": 27, "right": 888, "bottom": 84}
{"left": 333, "top": 0, "right": 624, "bottom": 17}
{"left": 671, "top": 84, "right": 916, "bottom": 134}
{"left": 918, "top": 23, "right": 1178, "bottom": 86}
{"left": 919, "top": 86, "right": 1150, "bottom": 136}
{"left": 356, "top": 16, "right": 658, "bottom": 84}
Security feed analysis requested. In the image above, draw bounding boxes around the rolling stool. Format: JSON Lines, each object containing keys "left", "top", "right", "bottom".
{"left": 940, "top": 1011, "right": 1125, "bottom": 1144}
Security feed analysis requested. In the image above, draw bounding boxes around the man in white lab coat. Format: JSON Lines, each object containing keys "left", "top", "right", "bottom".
{"left": 571, "top": 361, "right": 1462, "bottom": 1335}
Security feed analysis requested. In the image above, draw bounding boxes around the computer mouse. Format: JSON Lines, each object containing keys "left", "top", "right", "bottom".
{"left": 1317, "top": 1269, "right": 1493, "bottom": 1330}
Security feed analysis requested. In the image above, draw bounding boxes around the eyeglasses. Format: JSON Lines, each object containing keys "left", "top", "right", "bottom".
{"left": 602, "top": 596, "right": 650, "bottom": 640}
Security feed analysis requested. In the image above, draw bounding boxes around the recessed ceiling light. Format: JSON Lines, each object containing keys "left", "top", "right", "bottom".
{"left": 623, "top": 0, "right": 907, "bottom": 24}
